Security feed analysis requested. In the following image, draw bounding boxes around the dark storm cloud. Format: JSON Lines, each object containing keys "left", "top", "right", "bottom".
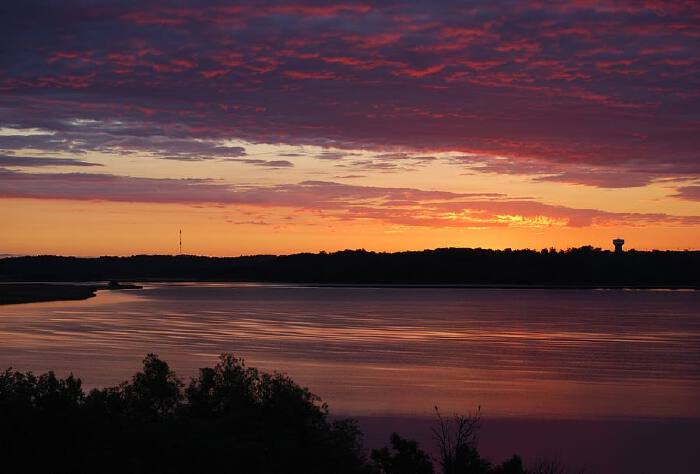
{"left": 1, "top": 1, "right": 699, "bottom": 186}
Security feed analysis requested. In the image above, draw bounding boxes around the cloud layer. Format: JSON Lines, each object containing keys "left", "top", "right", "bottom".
{"left": 1, "top": 1, "right": 699, "bottom": 188}
{"left": 2, "top": 169, "right": 696, "bottom": 229}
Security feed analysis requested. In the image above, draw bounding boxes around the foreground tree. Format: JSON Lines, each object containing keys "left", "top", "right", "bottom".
{"left": 0, "top": 354, "right": 370, "bottom": 473}
{"left": 0, "top": 355, "right": 579, "bottom": 474}
{"left": 372, "top": 432, "right": 434, "bottom": 474}
{"left": 432, "top": 406, "right": 529, "bottom": 474}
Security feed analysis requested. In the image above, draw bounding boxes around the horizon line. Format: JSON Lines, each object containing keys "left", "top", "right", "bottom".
{"left": 3, "top": 245, "right": 700, "bottom": 260}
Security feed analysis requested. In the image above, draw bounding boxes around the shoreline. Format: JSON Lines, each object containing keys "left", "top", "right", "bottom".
{"left": 0, "top": 282, "right": 142, "bottom": 305}
{"left": 1, "top": 280, "right": 696, "bottom": 305}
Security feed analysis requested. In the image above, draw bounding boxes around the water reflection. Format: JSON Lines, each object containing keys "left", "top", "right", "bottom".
{"left": 0, "top": 284, "right": 698, "bottom": 418}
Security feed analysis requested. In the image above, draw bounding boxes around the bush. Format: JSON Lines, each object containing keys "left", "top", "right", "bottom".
{"left": 0, "top": 355, "right": 577, "bottom": 474}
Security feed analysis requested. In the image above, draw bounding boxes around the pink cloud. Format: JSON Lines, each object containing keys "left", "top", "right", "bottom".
{"left": 283, "top": 70, "right": 338, "bottom": 80}
{"left": 1, "top": 170, "right": 697, "bottom": 228}
{"left": 395, "top": 64, "right": 446, "bottom": 78}
{"left": 2, "top": 0, "right": 700, "bottom": 190}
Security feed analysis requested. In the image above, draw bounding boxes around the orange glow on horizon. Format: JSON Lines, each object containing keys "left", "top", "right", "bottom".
{"left": 3, "top": 198, "right": 698, "bottom": 257}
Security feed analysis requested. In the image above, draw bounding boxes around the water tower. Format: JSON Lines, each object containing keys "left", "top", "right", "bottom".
{"left": 612, "top": 238, "right": 625, "bottom": 253}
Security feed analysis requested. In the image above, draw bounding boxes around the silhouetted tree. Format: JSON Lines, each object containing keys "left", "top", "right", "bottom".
{"left": 372, "top": 432, "right": 434, "bottom": 474}
{"left": 0, "top": 355, "right": 579, "bottom": 474}
{"left": 2, "top": 248, "right": 697, "bottom": 287}
{"left": 126, "top": 353, "right": 183, "bottom": 419}
{"left": 185, "top": 353, "right": 258, "bottom": 416}
{"left": 492, "top": 455, "right": 525, "bottom": 474}
{"left": 528, "top": 457, "right": 565, "bottom": 474}
{"left": 433, "top": 406, "right": 491, "bottom": 474}
{"left": 526, "top": 457, "right": 585, "bottom": 474}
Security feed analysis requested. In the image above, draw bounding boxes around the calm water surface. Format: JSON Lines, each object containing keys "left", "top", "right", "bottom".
{"left": 1, "top": 283, "right": 698, "bottom": 419}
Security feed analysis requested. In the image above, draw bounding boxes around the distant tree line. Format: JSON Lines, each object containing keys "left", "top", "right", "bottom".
{"left": 0, "top": 354, "right": 579, "bottom": 473}
{"left": 0, "top": 247, "right": 698, "bottom": 287}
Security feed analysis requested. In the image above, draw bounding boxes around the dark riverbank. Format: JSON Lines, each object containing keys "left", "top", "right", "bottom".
{"left": 0, "top": 282, "right": 141, "bottom": 305}
{"left": 1, "top": 247, "right": 698, "bottom": 288}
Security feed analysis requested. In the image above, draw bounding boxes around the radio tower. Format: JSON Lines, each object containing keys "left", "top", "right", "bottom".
{"left": 179, "top": 229, "right": 182, "bottom": 255}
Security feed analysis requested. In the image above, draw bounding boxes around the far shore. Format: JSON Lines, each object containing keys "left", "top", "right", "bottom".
{"left": 0, "top": 282, "right": 142, "bottom": 305}
{"left": 2, "top": 250, "right": 698, "bottom": 291}
{"left": 1, "top": 280, "right": 696, "bottom": 305}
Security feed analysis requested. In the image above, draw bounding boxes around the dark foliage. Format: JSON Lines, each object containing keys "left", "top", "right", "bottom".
{"left": 0, "top": 354, "right": 369, "bottom": 474}
{"left": 433, "top": 407, "right": 490, "bottom": 474}
{"left": 0, "top": 355, "right": 578, "bottom": 474}
{"left": 1, "top": 247, "right": 698, "bottom": 287}
{"left": 372, "top": 433, "right": 435, "bottom": 474}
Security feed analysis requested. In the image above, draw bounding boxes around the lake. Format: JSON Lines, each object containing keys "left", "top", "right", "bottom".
{"left": 1, "top": 284, "right": 699, "bottom": 472}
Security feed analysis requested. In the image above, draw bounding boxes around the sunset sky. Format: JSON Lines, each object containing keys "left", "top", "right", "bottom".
{"left": 2, "top": 1, "right": 699, "bottom": 256}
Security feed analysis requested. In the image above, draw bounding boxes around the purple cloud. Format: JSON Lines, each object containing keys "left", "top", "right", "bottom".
{"left": 224, "top": 158, "right": 294, "bottom": 168}
{"left": 0, "top": 154, "right": 101, "bottom": 167}
{"left": 673, "top": 185, "right": 700, "bottom": 202}
{"left": 1, "top": 168, "right": 697, "bottom": 228}
{"left": 0, "top": 1, "right": 699, "bottom": 187}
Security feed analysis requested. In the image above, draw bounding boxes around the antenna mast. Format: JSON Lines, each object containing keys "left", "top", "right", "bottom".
{"left": 179, "top": 229, "right": 182, "bottom": 255}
